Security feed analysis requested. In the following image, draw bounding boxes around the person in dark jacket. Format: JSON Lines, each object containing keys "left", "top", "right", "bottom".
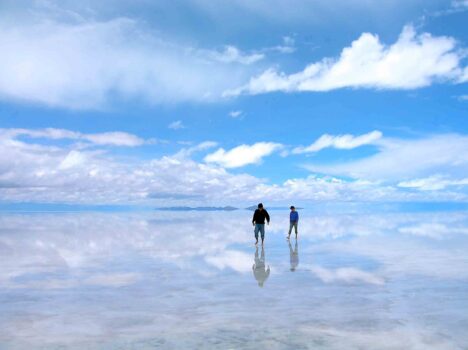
{"left": 252, "top": 203, "right": 270, "bottom": 245}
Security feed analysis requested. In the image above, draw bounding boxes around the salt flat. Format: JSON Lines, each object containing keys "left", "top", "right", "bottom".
{"left": 1, "top": 209, "right": 467, "bottom": 349}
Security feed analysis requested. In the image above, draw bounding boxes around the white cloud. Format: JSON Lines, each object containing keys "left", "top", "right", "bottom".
{"left": 429, "top": 0, "right": 468, "bottom": 17}
{"left": 0, "top": 128, "right": 148, "bottom": 147}
{"left": 204, "top": 142, "right": 283, "bottom": 168}
{"left": 173, "top": 141, "right": 218, "bottom": 159}
{"left": 168, "top": 121, "right": 185, "bottom": 130}
{"left": 460, "top": 66, "right": 468, "bottom": 83}
{"left": 206, "top": 45, "right": 264, "bottom": 64}
{"left": 0, "top": 211, "right": 256, "bottom": 291}
{"left": 58, "top": 150, "right": 88, "bottom": 170}
{"left": 3, "top": 210, "right": 466, "bottom": 293}
{"left": 293, "top": 130, "right": 382, "bottom": 154}
{"left": 282, "top": 36, "right": 295, "bottom": 46}
{"left": 82, "top": 132, "right": 148, "bottom": 146}
{"left": 1, "top": 4, "right": 465, "bottom": 110}
{"left": 253, "top": 174, "right": 426, "bottom": 203}
{"left": 398, "top": 222, "right": 468, "bottom": 239}
{"left": 308, "top": 265, "right": 384, "bottom": 285}
{"left": 0, "top": 17, "right": 258, "bottom": 109}
{"left": 0, "top": 131, "right": 263, "bottom": 204}
{"left": 264, "top": 36, "right": 296, "bottom": 54}
{"left": 306, "top": 134, "right": 468, "bottom": 182}
{"left": 0, "top": 128, "right": 467, "bottom": 205}
{"left": 226, "top": 25, "right": 466, "bottom": 96}
{"left": 205, "top": 250, "right": 252, "bottom": 273}
{"left": 398, "top": 176, "right": 468, "bottom": 191}
{"left": 229, "top": 110, "right": 243, "bottom": 118}
{"left": 457, "top": 94, "right": 468, "bottom": 101}
{"left": 83, "top": 273, "right": 140, "bottom": 287}
{"left": 451, "top": 0, "right": 468, "bottom": 9}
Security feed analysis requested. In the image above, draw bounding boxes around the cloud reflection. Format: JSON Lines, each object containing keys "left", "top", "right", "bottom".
{"left": 0, "top": 210, "right": 467, "bottom": 348}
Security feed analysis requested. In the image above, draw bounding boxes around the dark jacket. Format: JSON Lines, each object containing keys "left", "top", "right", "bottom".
{"left": 252, "top": 209, "right": 270, "bottom": 225}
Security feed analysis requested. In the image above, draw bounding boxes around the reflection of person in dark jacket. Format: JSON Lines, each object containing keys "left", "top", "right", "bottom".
{"left": 252, "top": 203, "right": 270, "bottom": 245}
{"left": 289, "top": 240, "right": 299, "bottom": 271}
{"left": 252, "top": 246, "right": 270, "bottom": 287}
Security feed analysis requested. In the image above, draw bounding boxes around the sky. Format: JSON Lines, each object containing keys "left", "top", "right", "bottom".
{"left": 0, "top": 0, "right": 467, "bottom": 207}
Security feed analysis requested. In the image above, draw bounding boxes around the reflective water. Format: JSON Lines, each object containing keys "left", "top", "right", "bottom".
{"left": 1, "top": 210, "right": 467, "bottom": 349}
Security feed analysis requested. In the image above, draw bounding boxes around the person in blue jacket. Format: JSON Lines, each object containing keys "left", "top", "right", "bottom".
{"left": 287, "top": 205, "right": 299, "bottom": 240}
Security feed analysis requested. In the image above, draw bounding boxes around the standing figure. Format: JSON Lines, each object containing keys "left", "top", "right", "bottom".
{"left": 289, "top": 240, "right": 299, "bottom": 271}
{"left": 288, "top": 205, "right": 299, "bottom": 240}
{"left": 252, "top": 203, "right": 270, "bottom": 245}
{"left": 252, "top": 246, "right": 270, "bottom": 287}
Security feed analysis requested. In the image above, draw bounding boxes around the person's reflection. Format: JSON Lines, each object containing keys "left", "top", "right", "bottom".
{"left": 252, "top": 246, "right": 270, "bottom": 288}
{"left": 289, "top": 240, "right": 299, "bottom": 271}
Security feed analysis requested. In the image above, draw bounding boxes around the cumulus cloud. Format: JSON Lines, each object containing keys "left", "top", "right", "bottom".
{"left": 0, "top": 127, "right": 467, "bottom": 204}
{"left": 305, "top": 134, "right": 468, "bottom": 182}
{"left": 0, "top": 128, "right": 149, "bottom": 147}
{"left": 0, "top": 131, "right": 263, "bottom": 204}
{"left": 204, "top": 142, "right": 283, "bottom": 168}
{"left": 293, "top": 130, "right": 382, "bottom": 154}
{"left": 226, "top": 25, "right": 466, "bottom": 96}
{"left": 253, "top": 174, "right": 433, "bottom": 203}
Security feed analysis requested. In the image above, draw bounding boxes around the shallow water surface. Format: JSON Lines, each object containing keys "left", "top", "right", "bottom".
{"left": 1, "top": 210, "right": 467, "bottom": 349}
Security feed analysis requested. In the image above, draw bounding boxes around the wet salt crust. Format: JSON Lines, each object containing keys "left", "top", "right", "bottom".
{"left": 1, "top": 209, "right": 467, "bottom": 349}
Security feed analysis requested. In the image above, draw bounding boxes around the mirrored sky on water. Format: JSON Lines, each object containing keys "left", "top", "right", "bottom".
{"left": 1, "top": 209, "right": 468, "bottom": 349}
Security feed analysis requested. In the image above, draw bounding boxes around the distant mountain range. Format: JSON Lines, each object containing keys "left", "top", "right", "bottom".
{"left": 245, "top": 206, "right": 304, "bottom": 210}
{"left": 156, "top": 206, "right": 303, "bottom": 211}
{"left": 156, "top": 206, "right": 238, "bottom": 211}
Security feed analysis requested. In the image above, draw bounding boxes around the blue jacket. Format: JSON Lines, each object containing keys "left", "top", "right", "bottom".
{"left": 290, "top": 211, "right": 299, "bottom": 222}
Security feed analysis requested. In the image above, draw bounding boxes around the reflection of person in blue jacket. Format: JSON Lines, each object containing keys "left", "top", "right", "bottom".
{"left": 287, "top": 205, "right": 299, "bottom": 240}
{"left": 289, "top": 240, "right": 299, "bottom": 272}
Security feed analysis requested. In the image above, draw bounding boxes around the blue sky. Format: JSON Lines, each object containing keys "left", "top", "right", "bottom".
{"left": 0, "top": 0, "right": 467, "bottom": 206}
